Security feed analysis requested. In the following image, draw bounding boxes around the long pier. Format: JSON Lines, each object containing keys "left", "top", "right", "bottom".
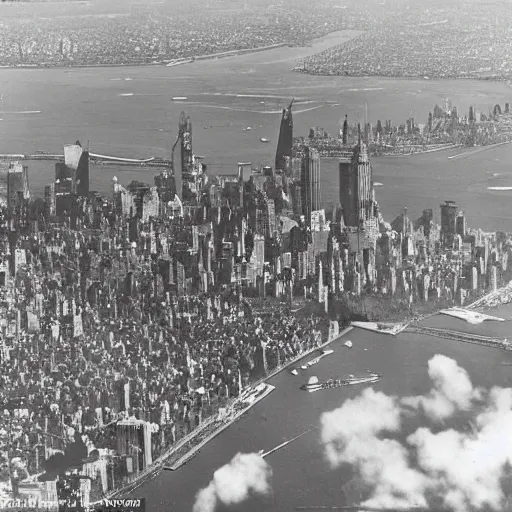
{"left": 405, "top": 325, "right": 511, "bottom": 350}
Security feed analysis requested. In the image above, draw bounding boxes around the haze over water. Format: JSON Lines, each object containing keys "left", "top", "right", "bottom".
{"left": 2, "top": 32, "right": 512, "bottom": 230}
{"left": 2, "top": 33, "right": 512, "bottom": 510}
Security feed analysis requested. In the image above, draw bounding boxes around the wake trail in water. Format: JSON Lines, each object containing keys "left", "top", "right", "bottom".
{"left": 261, "top": 427, "right": 317, "bottom": 459}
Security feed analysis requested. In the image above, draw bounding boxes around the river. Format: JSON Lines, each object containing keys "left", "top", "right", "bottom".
{"left": 1, "top": 31, "right": 512, "bottom": 510}
{"left": 128, "top": 322, "right": 512, "bottom": 511}
{"left": 1, "top": 31, "right": 512, "bottom": 230}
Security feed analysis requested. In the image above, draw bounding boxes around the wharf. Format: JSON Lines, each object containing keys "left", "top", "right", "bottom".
{"left": 165, "top": 383, "right": 275, "bottom": 471}
{"left": 96, "top": 326, "right": 354, "bottom": 503}
{"left": 405, "top": 325, "right": 511, "bottom": 350}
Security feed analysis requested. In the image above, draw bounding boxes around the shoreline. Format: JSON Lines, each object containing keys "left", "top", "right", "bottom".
{"left": 92, "top": 326, "right": 354, "bottom": 503}
{"left": 378, "top": 143, "right": 462, "bottom": 157}
{"left": 165, "top": 384, "right": 276, "bottom": 472}
{"left": 0, "top": 43, "right": 289, "bottom": 72}
{"left": 294, "top": 70, "right": 511, "bottom": 84}
{"left": 0, "top": 31, "right": 361, "bottom": 72}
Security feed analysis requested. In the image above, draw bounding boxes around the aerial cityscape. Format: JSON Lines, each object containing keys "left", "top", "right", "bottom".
{"left": 1, "top": 1, "right": 512, "bottom": 512}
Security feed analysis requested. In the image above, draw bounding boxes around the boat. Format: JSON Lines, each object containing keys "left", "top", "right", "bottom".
{"left": 344, "top": 340, "right": 353, "bottom": 348}
{"left": 172, "top": 97, "right": 188, "bottom": 101}
{"left": 290, "top": 369, "right": 298, "bottom": 376}
{"left": 301, "top": 372, "right": 382, "bottom": 393}
{"left": 306, "top": 349, "right": 334, "bottom": 367}
{"left": 260, "top": 137, "right": 270, "bottom": 143}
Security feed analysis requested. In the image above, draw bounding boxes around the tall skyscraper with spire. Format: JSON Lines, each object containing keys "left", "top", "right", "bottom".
{"left": 275, "top": 99, "right": 294, "bottom": 171}
{"left": 300, "top": 146, "right": 321, "bottom": 223}
{"left": 171, "top": 111, "right": 204, "bottom": 203}
{"left": 338, "top": 124, "right": 374, "bottom": 228}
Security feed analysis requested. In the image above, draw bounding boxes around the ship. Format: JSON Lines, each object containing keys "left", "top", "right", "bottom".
{"left": 301, "top": 372, "right": 382, "bottom": 393}
{"left": 260, "top": 137, "right": 270, "bottom": 143}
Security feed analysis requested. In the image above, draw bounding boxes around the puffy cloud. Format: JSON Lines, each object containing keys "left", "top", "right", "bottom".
{"left": 319, "top": 355, "right": 512, "bottom": 511}
{"left": 192, "top": 453, "right": 272, "bottom": 512}
{"left": 401, "top": 354, "right": 482, "bottom": 422}
{"left": 321, "top": 388, "right": 431, "bottom": 508}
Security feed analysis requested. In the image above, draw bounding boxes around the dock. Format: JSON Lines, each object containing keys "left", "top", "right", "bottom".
{"left": 405, "top": 325, "right": 511, "bottom": 350}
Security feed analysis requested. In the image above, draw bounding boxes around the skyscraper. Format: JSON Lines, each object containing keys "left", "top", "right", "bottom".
{"left": 7, "top": 162, "right": 29, "bottom": 215}
{"left": 440, "top": 200, "right": 458, "bottom": 247}
{"left": 44, "top": 183, "right": 56, "bottom": 217}
{"left": 342, "top": 114, "right": 348, "bottom": 144}
{"left": 275, "top": 99, "right": 294, "bottom": 171}
{"left": 300, "top": 146, "right": 321, "bottom": 223}
{"left": 171, "top": 112, "right": 203, "bottom": 204}
{"left": 64, "top": 142, "right": 89, "bottom": 197}
{"left": 179, "top": 111, "right": 193, "bottom": 200}
{"left": 154, "top": 170, "right": 176, "bottom": 204}
{"left": 338, "top": 127, "right": 374, "bottom": 228}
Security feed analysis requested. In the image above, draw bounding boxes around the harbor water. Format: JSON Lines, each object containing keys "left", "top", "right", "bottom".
{"left": 129, "top": 320, "right": 512, "bottom": 511}
{"left": 1, "top": 32, "right": 512, "bottom": 510}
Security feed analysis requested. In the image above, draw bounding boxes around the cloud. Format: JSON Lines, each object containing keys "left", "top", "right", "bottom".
{"left": 401, "top": 354, "right": 482, "bottom": 422}
{"left": 409, "top": 386, "right": 512, "bottom": 512}
{"left": 321, "top": 388, "right": 431, "bottom": 508}
{"left": 319, "top": 355, "right": 512, "bottom": 511}
{"left": 192, "top": 453, "right": 273, "bottom": 512}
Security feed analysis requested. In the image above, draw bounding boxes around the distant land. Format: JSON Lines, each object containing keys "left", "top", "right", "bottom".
{"left": 1, "top": 0, "right": 512, "bottom": 81}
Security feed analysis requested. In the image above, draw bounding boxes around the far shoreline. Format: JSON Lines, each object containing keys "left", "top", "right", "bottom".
{"left": 0, "top": 30, "right": 362, "bottom": 73}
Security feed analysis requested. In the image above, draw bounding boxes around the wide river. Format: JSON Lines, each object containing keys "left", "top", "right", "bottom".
{"left": 2, "top": 31, "right": 512, "bottom": 230}
{"left": 1, "top": 32, "right": 512, "bottom": 511}
{"left": 130, "top": 320, "right": 512, "bottom": 512}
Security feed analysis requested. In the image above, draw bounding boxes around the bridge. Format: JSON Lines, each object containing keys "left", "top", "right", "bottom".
{"left": 0, "top": 153, "right": 171, "bottom": 168}
{"left": 404, "top": 325, "right": 511, "bottom": 350}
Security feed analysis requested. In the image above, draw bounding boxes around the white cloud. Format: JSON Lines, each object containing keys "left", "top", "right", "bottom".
{"left": 401, "top": 354, "right": 482, "bottom": 421}
{"left": 192, "top": 452, "right": 272, "bottom": 512}
{"left": 319, "top": 355, "right": 512, "bottom": 511}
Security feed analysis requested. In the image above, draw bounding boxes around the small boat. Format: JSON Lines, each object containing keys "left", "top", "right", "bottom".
{"left": 172, "top": 97, "right": 188, "bottom": 101}
{"left": 290, "top": 369, "right": 298, "bottom": 376}
{"left": 245, "top": 126, "right": 252, "bottom": 131}
{"left": 307, "top": 349, "right": 334, "bottom": 367}
{"left": 260, "top": 137, "right": 270, "bottom": 143}
{"left": 344, "top": 340, "right": 353, "bottom": 348}
{"left": 301, "top": 365, "right": 308, "bottom": 370}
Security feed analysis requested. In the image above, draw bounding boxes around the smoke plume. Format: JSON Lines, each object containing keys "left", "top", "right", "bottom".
{"left": 192, "top": 452, "right": 273, "bottom": 512}
{"left": 320, "top": 355, "right": 512, "bottom": 511}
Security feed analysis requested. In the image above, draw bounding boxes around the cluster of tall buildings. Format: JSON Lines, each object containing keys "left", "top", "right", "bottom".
{"left": 272, "top": 101, "right": 512, "bottom": 309}
{"left": 3, "top": 102, "right": 512, "bottom": 512}
{"left": 2, "top": 102, "right": 511, "bottom": 328}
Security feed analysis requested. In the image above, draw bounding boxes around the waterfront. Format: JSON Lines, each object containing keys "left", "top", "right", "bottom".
{"left": 14, "top": 140, "right": 512, "bottom": 233}
{"left": 2, "top": 34, "right": 512, "bottom": 230}
{"left": 130, "top": 321, "right": 512, "bottom": 511}
{"left": 2, "top": 31, "right": 512, "bottom": 511}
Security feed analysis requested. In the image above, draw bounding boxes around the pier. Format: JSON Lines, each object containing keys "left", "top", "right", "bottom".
{"left": 405, "top": 325, "right": 511, "bottom": 350}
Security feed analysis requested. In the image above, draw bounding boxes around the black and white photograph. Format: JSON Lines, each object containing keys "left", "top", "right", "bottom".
{"left": 1, "top": 0, "right": 512, "bottom": 511}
